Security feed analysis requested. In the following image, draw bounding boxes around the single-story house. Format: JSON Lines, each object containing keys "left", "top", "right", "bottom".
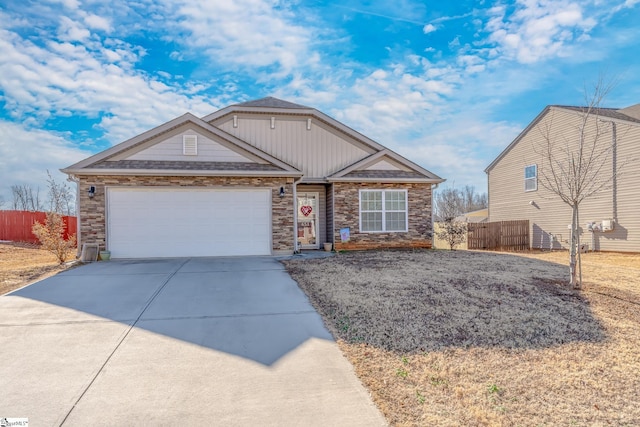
{"left": 63, "top": 97, "right": 444, "bottom": 258}
{"left": 485, "top": 103, "right": 640, "bottom": 252}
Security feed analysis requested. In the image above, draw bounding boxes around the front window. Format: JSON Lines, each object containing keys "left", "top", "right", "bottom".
{"left": 525, "top": 165, "right": 537, "bottom": 192}
{"left": 360, "top": 190, "right": 407, "bottom": 232}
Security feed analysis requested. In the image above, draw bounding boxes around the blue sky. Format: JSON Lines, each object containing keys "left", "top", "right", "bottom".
{"left": 1, "top": 0, "right": 639, "bottom": 205}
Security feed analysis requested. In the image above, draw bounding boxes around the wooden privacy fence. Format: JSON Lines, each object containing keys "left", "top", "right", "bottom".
{"left": 0, "top": 210, "right": 77, "bottom": 244}
{"left": 467, "top": 220, "right": 529, "bottom": 251}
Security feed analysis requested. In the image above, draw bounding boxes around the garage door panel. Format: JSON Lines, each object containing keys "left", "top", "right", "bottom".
{"left": 107, "top": 188, "right": 271, "bottom": 258}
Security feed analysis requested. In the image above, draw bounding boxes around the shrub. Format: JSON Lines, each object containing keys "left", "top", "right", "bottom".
{"left": 32, "top": 211, "right": 76, "bottom": 264}
{"left": 435, "top": 219, "right": 467, "bottom": 250}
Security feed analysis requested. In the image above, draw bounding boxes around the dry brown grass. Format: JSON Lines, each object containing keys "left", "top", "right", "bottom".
{"left": 0, "top": 242, "right": 76, "bottom": 295}
{"left": 284, "top": 249, "right": 640, "bottom": 426}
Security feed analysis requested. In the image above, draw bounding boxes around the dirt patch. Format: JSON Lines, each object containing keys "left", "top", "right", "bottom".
{"left": 283, "top": 249, "right": 640, "bottom": 426}
{"left": 0, "top": 242, "right": 77, "bottom": 295}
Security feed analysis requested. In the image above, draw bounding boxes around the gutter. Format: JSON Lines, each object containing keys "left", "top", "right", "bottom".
{"left": 61, "top": 169, "right": 303, "bottom": 178}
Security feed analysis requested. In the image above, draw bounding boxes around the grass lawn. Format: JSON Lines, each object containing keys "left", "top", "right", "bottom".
{"left": 283, "top": 249, "right": 640, "bottom": 426}
{"left": 0, "top": 242, "right": 76, "bottom": 295}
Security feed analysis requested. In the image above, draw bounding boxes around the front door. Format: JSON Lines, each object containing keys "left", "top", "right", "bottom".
{"left": 297, "top": 192, "right": 319, "bottom": 249}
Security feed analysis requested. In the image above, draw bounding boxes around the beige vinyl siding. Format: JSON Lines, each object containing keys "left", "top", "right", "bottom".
{"left": 488, "top": 108, "right": 640, "bottom": 252}
{"left": 125, "top": 129, "right": 252, "bottom": 162}
{"left": 364, "top": 159, "right": 408, "bottom": 171}
{"left": 216, "top": 114, "right": 375, "bottom": 178}
{"left": 297, "top": 184, "right": 327, "bottom": 245}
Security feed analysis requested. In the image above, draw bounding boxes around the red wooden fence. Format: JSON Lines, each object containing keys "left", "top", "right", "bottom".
{"left": 0, "top": 210, "right": 77, "bottom": 244}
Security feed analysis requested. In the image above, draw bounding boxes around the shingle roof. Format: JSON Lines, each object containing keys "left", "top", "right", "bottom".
{"left": 234, "top": 97, "right": 310, "bottom": 109}
{"left": 90, "top": 160, "right": 284, "bottom": 171}
{"left": 342, "top": 170, "right": 428, "bottom": 179}
{"left": 555, "top": 106, "right": 640, "bottom": 124}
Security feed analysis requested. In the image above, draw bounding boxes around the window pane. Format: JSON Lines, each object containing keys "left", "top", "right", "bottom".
{"left": 525, "top": 165, "right": 536, "bottom": 179}
{"left": 385, "top": 191, "right": 406, "bottom": 210}
{"left": 525, "top": 177, "right": 537, "bottom": 191}
{"left": 361, "top": 191, "right": 382, "bottom": 210}
{"left": 385, "top": 212, "right": 407, "bottom": 231}
{"left": 361, "top": 212, "right": 382, "bottom": 231}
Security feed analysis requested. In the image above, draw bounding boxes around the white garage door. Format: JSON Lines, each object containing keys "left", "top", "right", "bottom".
{"left": 107, "top": 188, "right": 271, "bottom": 258}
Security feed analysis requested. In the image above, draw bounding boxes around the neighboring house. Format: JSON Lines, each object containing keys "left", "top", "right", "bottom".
{"left": 63, "top": 97, "right": 444, "bottom": 258}
{"left": 486, "top": 104, "right": 640, "bottom": 252}
{"left": 454, "top": 208, "right": 488, "bottom": 223}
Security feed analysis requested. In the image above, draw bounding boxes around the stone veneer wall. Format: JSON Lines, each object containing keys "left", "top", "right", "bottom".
{"left": 77, "top": 175, "right": 294, "bottom": 254}
{"left": 332, "top": 182, "right": 433, "bottom": 251}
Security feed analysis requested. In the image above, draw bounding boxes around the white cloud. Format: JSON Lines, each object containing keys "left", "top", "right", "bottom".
{"left": 486, "top": 0, "right": 597, "bottom": 63}
{"left": 0, "top": 120, "right": 90, "bottom": 203}
{"left": 423, "top": 23, "right": 437, "bottom": 34}
{"left": 58, "top": 16, "right": 91, "bottom": 41}
{"left": 164, "top": 0, "right": 316, "bottom": 78}
{"left": 83, "top": 14, "right": 112, "bottom": 32}
{"left": 0, "top": 26, "right": 217, "bottom": 144}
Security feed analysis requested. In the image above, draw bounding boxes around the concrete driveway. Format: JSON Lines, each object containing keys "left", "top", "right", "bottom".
{"left": 0, "top": 257, "right": 386, "bottom": 426}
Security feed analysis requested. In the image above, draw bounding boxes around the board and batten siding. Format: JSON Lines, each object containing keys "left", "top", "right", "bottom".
{"left": 488, "top": 107, "right": 640, "bottom": 252}
{"left": 125, "top": 128, "right": 254, "bottom": 163}
{"left": 215, "top": 114, "right": 375, "bottom": 178}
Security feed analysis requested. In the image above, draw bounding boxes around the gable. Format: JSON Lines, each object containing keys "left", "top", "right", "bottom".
{"left": 62, "top": 113, "right": 301, "bottom": 176}
{"left": 329, "top": 151, "right": 443, "bottom": 182}
{"left": 213, "top": 113, "right": 376, "bottom": 178}
{"left": 116, "top": 126, "right": 261, "bottom": 163}
{"left": 363, "top": 159, "right": 410, "bottom": 171}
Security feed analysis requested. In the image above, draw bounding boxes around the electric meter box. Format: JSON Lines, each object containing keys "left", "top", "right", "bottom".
{"left": 601, "top": 219, "right": 614, "bottom": 232}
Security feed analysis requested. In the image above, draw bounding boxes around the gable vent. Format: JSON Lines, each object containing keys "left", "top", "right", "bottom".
{"left": 183, "top": 135, "right": 198, "bottom": 155}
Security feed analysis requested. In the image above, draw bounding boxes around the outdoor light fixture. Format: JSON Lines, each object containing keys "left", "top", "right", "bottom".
{"left": 88, "top": 186, "right": 96, "bottom": 198}
{"left": 279, "top": 186, "right": 286, "bottom": 198}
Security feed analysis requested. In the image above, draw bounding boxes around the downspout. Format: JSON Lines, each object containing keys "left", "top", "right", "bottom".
{"left": 431, "top": 182, "right": 440, "bottom": 246}
{"left": 66, "top": 174, "right": 81, "bottom": 257}
{"left": 612, "top": 122, "right": 618, "bottom": 222}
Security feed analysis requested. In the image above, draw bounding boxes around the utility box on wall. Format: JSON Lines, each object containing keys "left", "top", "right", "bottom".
{"left": 601, "top": 219, "right": 615, "bottom": 232}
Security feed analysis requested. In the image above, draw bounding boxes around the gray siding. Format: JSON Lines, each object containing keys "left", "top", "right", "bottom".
{"left": 215, "top": 114, "right": 375, "bottom": 178}
{"left": 126, "top": 128, "right": 252, "bottom": 163}
{"left": 488, "top": 108, "right": 640, "bottom": 252}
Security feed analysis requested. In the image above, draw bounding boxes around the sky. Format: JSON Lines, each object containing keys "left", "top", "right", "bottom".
{"left": 0, "top": 0, "right": 639, "bottom": 206}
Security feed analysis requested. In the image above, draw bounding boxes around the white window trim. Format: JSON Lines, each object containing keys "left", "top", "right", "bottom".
{"left": 524, "top": 164, "right": 537, "bottom": 192}
{"left": 359, "top": 189, "right": 408, "bottom": 233}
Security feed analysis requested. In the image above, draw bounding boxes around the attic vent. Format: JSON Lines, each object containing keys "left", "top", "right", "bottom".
{"left": 183, "top": 135, "right": 197, "bottom": 155}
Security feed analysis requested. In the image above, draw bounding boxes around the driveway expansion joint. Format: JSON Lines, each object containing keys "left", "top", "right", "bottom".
{"left": 59, "top": 257, "right": 191, "bottom": 426}
{"left": 139, "top": 310, "right": 319, "bottom": 322}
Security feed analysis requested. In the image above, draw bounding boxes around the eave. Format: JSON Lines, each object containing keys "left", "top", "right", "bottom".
{"left": 60, "top": 168, "right": 304, "bottom": 178}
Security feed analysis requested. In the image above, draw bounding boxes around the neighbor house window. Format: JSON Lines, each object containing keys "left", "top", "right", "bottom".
{"left": 359, "top": 190, "right": 408, "bottom": 232}
{"left": 524, "top": 164, "right": 537, "bottom": 192}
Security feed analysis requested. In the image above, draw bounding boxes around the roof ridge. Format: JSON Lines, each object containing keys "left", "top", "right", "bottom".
{"left": 233, "top": 96, "right": 311, "bottom": 109}
{"left": 553, "top": 105, "right": 640, "bottom": 124}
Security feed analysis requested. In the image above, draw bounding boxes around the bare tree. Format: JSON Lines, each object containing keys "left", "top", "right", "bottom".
{"left": 435, "top": 219, "right": 467, "bottom": 250}
{"left": 11, "top": 184, "right": 43, "bottom": 211}
{"left": 0, "top": 194, "right": 5, "bottom": 209}
{"left": 45, "top": 171, "right": 75, "bottom": 215}
{"left": 434, "top": 185, "right": 473, "bottom": 250}
{"left": 434, "top": 185, "right": 487, "bottom": 221}
{"left": 534, "top": 77, "right": 626, "bottom": 288}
